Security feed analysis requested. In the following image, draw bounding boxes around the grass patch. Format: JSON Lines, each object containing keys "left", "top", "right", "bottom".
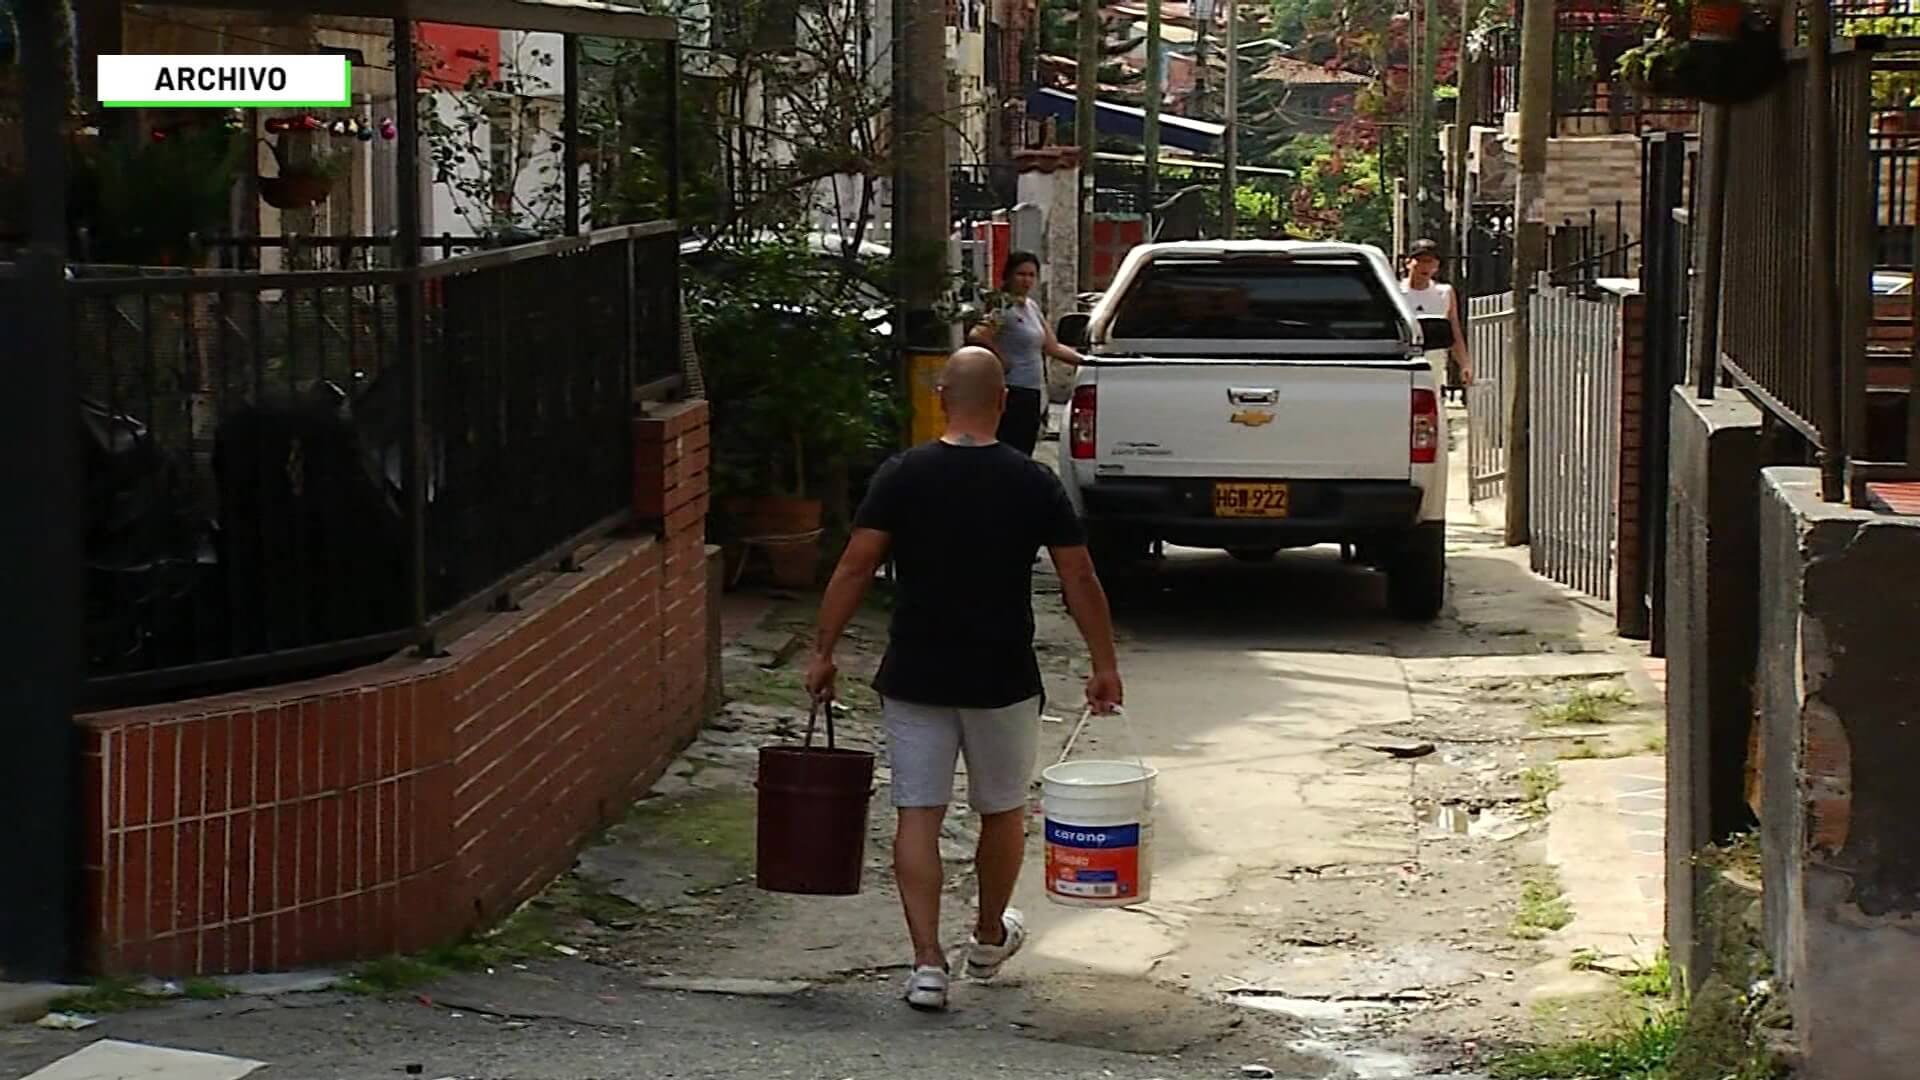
{"left": 623, "top": 790, "right": 757, "bottom": 865}
{"left": 1513, "top": 868, "right": 1574, "bottom": 939}
{"left": 1492, "top": 1007, "right": 1683, "bottom": 1079}
{"left": 1520, "top": 764, "right": 1563, "bottom": 815}
{"left": 341, "top": 873, "right": 638, "bottom": 995}
{"left": 1646, "top": 731, "right": 1668, "bottom": 754}
{"left": 1563, "top": 740, "right": 1600, "bottom": 760}
{"left": 50, "top": 977, "right": 152, "bottom": 1015}
{"left": 1625, "top": 950, "right": 1674, "bottom": 999}
{"left": 1534, "top": 685, "right": 1634, "bottom": 727}
{"left": 1569, "top": 948, "right": 1675, "bottom": 999}
{"left": 182, "top": 977, "right": 234, "bottom": 1001}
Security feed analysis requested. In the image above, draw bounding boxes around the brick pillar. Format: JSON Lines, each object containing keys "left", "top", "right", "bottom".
{"left": 634, "top": 400, "right": 712, "bottom": 537}
{"left": 634, "top": 400, "right": 712, "bottom": 732}
{"left": 1615, "top": 294, "right": 1648, "bottom": 634}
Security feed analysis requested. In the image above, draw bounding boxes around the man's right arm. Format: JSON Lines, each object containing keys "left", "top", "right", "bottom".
{"left": 1047, "top": 544, "right": 1123, "bottom": 711}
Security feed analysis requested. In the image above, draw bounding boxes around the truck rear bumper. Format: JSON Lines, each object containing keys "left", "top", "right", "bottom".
{"left": 1081, "top": 478, "right": 1426, "bottom": 549}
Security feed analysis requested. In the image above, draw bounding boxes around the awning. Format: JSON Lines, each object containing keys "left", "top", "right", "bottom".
{"left": 1026, "top": 87, "right": 1225, "bottom": 154}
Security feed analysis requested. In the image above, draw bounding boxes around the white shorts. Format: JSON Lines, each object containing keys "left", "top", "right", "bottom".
{"left": 882, "top": 695, "right": 1043, "bottom": 815}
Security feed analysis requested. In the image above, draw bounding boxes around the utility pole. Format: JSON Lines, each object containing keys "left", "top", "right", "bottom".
{"left": 1194, "top": 0, "right": 1212, "bottom": 114}
{"left": 892, "top": 0, "right": 951, "bottom": 350}
{"left": 1078, "top": 0, "right": 1101, "bottom": 287}
{"left": 1407, "top": 0, "right": 1423, "bottom": 241}
{"left": 1145, "top": 0, "right": 1164, "bottom": 217}
{"left": 1507, "top": 0, "right": 1552, "bottom": 545}
{"left": 1413, "top": 0, "right": 1440, "bottom": 241}
{"left": 1222, "top": 0, "right": 1239, "bottom": 237}
{"left": 1452, "top": 0, "right": 1480, "bottom": 268}
{"left": 4, "top": 0, "right": 82, "bottom": 979}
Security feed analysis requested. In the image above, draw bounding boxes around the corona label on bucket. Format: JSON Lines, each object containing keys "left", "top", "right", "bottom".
{"left": 1044, "top": 818, "right": 1142, "bottom": 900}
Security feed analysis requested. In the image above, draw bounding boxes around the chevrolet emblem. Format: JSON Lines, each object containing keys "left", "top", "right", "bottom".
{"left": 1229, "top": 409, "right": 1275, "bottom": 427}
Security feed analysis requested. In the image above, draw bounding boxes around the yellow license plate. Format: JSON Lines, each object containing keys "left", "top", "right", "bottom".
{"left": 1212, "top": 482, "right": 1290, "bottom": 518}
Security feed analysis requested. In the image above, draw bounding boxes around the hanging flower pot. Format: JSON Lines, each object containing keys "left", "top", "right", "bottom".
{"left": 1686, "top": 2, "right": 1788, "bottom": 106}
{"left": 256, "top": 135, "right": 349, "bottom": 210}
{"left": 1615, "top": 2, "right": 1786, "bottom": 107}
{"left": 257, "top": 169, "right": 336, "bottom": 209}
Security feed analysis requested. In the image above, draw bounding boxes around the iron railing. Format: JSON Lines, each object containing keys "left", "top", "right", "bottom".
{"left": 67, "top": 221, "right": 680, "bottom": 704}
{"left": 1719, "top": 46, "right": 1876, "bottom": 469}
{"left": 1871, "top": 132, "right": 1920, "bottom": 269}
{"left": 1469, "top": 21, "right": 1698, "bottom": 134}
{"left": 1466, "top": 291, "right": 1513, "bottom": 504}
{"left": 1463, "top": 280, "right": 1626, "bottom": 600}
{"left": 1530, "top": 281, "right": 1627, "bottom": 600}
{"left": 1548, "top": 203, "right": 1640, "bottom": 288}
{"left": 952, "top": 163, "right": 1018, "bottom": 218}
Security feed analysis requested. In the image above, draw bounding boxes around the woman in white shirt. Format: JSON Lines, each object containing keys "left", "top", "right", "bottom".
{"left": 1400, "top": 238, "right": 1472, "bottom": 394}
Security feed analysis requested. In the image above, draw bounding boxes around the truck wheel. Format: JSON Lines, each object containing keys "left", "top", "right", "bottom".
{"left": 1386, "top": 523, "right": 1446, "bottom": 621}
{"left": 1228, "top": 547, "right": 1279, "bottom": 563}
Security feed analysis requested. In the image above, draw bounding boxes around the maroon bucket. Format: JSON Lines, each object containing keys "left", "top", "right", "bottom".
{"left": 755, "top": 704, "right": 875, "bottom": 896}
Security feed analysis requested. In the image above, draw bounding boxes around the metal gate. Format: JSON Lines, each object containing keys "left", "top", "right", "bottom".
{"left": 1530, "top": 283, "right": 1625, "bottom": 601}
{"left": 1467, "top": 292, "right": 1513, "bottom": 503}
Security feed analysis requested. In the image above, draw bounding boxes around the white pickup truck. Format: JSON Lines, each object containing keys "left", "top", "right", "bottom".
{"left": 1054, "top": 240, "right": 1447, "bottom": 620}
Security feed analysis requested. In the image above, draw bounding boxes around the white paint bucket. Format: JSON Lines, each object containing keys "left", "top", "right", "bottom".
{"left": 1040, "top": 757, "right": 1157, "bottom": 907}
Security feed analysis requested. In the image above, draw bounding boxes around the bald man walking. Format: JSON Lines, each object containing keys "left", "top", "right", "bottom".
{"left": 806, "top": 347, "right": 1124, "bottom": 1012}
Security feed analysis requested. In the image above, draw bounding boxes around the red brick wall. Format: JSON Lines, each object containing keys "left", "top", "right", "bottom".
{"left": 76, "top": 401, "right": 713, "bottom": 976}
{"left": 1615, "top": 294, "right": 1647, "bottom": 631}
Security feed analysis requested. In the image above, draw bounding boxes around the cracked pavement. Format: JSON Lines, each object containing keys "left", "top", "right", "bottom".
{"left": 2, "top": 418, "right": 1667, "bottom": 1080}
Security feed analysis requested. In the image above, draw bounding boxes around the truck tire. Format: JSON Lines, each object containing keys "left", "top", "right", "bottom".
{"left": 1387, "top": 522, "right": 1446, "bottom": 621}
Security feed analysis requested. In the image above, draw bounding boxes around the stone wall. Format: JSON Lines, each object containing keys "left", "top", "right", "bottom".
{"left": 1756, "top": 466, "right": 1920, "bottom": 1078}
{"left": 1458, "top": 127, "right": 1643, "bottom": 240}
{"left": 75, "top": 404, "right": 715, "bottom": 975}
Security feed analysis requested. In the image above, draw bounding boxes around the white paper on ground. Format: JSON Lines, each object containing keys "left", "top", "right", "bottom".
{"left": 19, "top": 1039, "right": 266, "bottom": 1080}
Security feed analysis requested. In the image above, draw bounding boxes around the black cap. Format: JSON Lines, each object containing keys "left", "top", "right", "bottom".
{"left": 1408, "top": 238, "right": 1442, "bottom": 259}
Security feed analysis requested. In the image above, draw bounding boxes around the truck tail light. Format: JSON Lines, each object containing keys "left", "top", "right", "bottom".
{"left": 1069, "top": 386, "right": 1098, "bottom": 460}
{"left": 1411, "top": 388, "right": 1439, "bottom": 464}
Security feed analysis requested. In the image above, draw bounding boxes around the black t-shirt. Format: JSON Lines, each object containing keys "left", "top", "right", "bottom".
{"left": 853, "top": 440, "right": 1088, "bottom": 709}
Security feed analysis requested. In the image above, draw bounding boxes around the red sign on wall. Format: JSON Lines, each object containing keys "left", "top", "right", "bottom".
{"left": 417, "top": 24, "right": 500, "bottom": 90}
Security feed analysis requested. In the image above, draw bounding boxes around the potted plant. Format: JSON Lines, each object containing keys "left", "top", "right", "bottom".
{"left": 1615, "top": 0, "right": 1787, "bottom": 106}
{"left": 689, "top": 236, "right": 892, "bottom": 589}
{"left": 68, "top": 124, "right": 243, "bottom": 265}
{"left": 258, "top": 136, "right": 351, "bottom": 210}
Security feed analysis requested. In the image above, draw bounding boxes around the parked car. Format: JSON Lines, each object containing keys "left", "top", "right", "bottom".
{"left": 1055, "top": 240, "right": 1448, "bottom": 620}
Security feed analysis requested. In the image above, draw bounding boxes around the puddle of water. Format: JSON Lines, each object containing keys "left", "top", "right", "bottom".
{"left": 1288, "top": 1038, "right": 1429, "bottom": 1079}
{"left": 1227, "top": 994, "right": 1392, "bottom": 1022}
{"left": 1419, "top": 804, "right": 1472, "bottom": 837}
{"left": 1416, "top": 803, "right": 1533, "bottom": 842}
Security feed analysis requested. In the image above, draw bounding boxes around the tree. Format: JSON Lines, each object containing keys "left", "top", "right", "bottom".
{"left": 417, "top": 34, "right": 569, "bottom": 240}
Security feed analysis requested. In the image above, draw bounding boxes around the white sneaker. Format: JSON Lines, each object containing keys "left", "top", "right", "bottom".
{"left": 903, "top": 965, "right": 950, "bottom": 1011}
{"left": 965, "top": 908, "right": 1027, "bottom": 981}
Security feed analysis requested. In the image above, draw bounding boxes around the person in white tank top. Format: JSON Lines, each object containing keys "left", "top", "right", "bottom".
{"left": 1399, "top": 238, "right": 1472, "bottom": 394}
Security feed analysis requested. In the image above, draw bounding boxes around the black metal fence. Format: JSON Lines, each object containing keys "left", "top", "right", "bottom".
{"left": 1719, "top": 47, "right": 1874, "bottom": 455}
{"left": 1548, "top": 203, "right": 1640, "bottom": 288}
{"left": 1871, "top": 132, "right": 1920, "bottom": 270}
{"left": 70, "top": 222, "right": 680, "bottom": 704}
{"left": 1469, "top": 22, "right": 1697, "bottom": 134}
{"left": 952, "top": 163, "right": 1018, "bottom": 219}
{"left": 1630, "top": 131, "right": 1697, "bottom": 646}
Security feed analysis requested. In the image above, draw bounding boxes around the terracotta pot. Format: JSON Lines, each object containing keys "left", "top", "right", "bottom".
{"left": 763, "top": 537, "right": 823, "bottom": 589}
{"left": 258, "top": 171, "right": 335, "bottom": 210}
{"left": 727, "top": 495, "right": 823, "bottom": 539}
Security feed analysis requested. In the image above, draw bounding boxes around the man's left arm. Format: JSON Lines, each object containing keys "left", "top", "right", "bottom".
{"left": 806, "top": 528, "right": 892, "bottom": 701}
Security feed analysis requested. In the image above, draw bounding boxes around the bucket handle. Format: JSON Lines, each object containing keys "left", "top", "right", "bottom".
{"left": 805, "top": 701, "right": 838, "bottom": 750}
{"left": 1057, "top": 705, "right": 1146, "bottom": 768}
